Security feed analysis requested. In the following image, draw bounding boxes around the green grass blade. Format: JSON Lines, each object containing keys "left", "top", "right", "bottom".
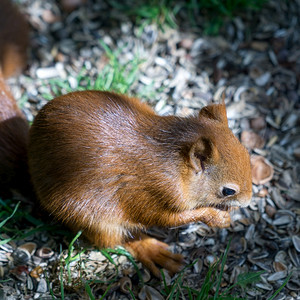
{"left": 103, "top": 71, "right": 115, "bottom": 91}
{"left": 161, "top": 269, "right": 170, "bottom": 295}
{"left": 24, "top": 214, "right": 46, "bottom": 226}
{"left": 0, "top": 237, "right": 13, "bottom": 245}
{"left": 97, "top": 249, "right": 119, "bottom": 284}
{"left": 236, "top": 270, "right": 265, "bottom": 288}
{"left": 66, "top": 230, "right": 82, "bottom": 262}
{"left": 105, "top": 248, "right": 144, "bottom": 284}
{"left": 45, "top": 275, "right": 56, "bottom": 300}
{"left": 99, "top": 283, "right": 113, "bottom": 300}
{"left": 167, "top": 280, "right": 179, "bottom": 299}
{"left": 100, "top": 249, "right": 118, "bottom": 266}
{"left": 85, "top": 282, "right": 96, "bottom": 300}
{"left": 0, "top": 202, "right": 20, "bottom": 228}
{"left": 99, "top": 40, "right": 114, "bottom": 59}
{"left": 0, "top": 279, "right": 12, "bottom": 283}
{"left": 198, "top": 262, "right": 217, "bottom": 298}
{"left": 60, "top": 257, "right": 65, "bottom": 300}
{"left": 64, "top": 231, "right": 84, "bottom": 284}
{"left": 267, "top": 272, "right": 292, "bottom": 300}
{"left": 214, "top": 238, "right": 231, "bottom": 299}
{"left": 221, "top": 270, "right": 265, "bottom": 295}
{"left": 128, "top": 288, "right": 136, "bottom": 300}
{"left": 165, "top": 261, "right": 200, "bottom": 299}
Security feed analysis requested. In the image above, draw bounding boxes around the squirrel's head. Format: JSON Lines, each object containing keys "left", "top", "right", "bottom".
{"left": 181, "top": 103, "right": 252, "bottom": 212}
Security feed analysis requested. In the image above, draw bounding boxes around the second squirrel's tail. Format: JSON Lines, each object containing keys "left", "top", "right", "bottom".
{"left": 0, "top": 0, "right": 31, "bottom": 198}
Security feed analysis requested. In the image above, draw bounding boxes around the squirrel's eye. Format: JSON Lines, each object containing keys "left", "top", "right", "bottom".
{"left": 222, "top": 187, "right": 236, "bottom": 197}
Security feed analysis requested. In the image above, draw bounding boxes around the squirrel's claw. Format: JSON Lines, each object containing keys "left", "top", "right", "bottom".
{"left": 125, "top": 235, "right": 184, "bottom": 278}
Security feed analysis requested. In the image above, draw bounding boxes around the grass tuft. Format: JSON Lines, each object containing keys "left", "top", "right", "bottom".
{"left": 160, "top": 238, "right": 289, "bottom": 299}
{"left": 107, "top": 0, "right": 268, "bottom": 35}
{"left": 108, "top": 0, "right": 179, "bottom": 31}
{"left": 0, "top": 201, "right": 20, "bottom": 245}
{"left": 0, "top": 203, "right": 292, "bottom": 300}
{"left": 43, "top": 40, "right": 144, "bottom": 100}
{"left": 191, "top": 0, "right": 268, "bottom": 35}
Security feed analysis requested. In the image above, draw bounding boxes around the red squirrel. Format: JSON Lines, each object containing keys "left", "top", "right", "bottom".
{"left": 1, "top": 1, "right": 253, "bottom": 277}
{"left": 28, "top": 91, "right": 252, "bottom": 276}
{"left": 0, "top": 0, "right": 30, "bottom": 197}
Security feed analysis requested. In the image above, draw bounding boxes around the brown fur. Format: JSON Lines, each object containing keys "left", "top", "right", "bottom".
{"left": 61, "top": 0, "right": 87, "bottom": 12}
{"left": 28, "top": 91, "right": 252, "bottom": 276}
{"left": 0, "top": 0, "right": 30, "bottom": 197}
{"left": 0, "top": 0, "right": 29, "bottom": 78}
{"left": 0, "top": 74, "right": 30, "bottom": 196}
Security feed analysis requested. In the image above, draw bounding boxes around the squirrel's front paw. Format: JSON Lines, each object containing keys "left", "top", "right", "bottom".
{"left": 125, "top": 235, "right": 184, "bottom": 278}
{"left": 200, "top": 208, "right": 231, "bottom": 228}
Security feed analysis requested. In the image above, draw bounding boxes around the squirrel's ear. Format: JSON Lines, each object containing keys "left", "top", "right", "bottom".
{"left": 189, "top": 137, "right": 220, "bottom": 173}
{"left": 199, "top": 104, "right": 228, "bottom": 124}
